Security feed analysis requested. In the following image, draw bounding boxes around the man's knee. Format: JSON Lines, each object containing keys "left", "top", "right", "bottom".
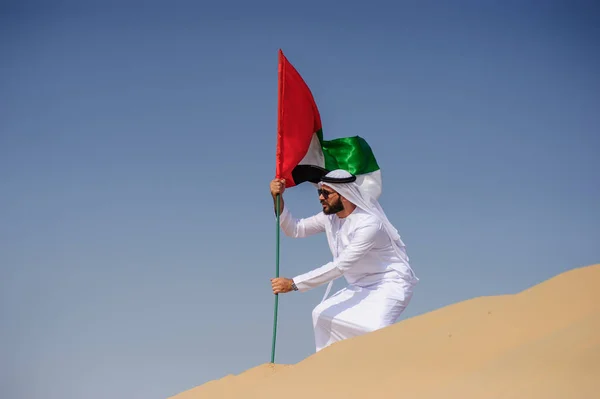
{"left": 311, "top": 303, "right": 325, "bottom": 326}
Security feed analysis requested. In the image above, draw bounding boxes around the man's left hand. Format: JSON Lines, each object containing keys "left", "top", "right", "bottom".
{"left": 271, "top": 277, "right": 295, "bottom": 294}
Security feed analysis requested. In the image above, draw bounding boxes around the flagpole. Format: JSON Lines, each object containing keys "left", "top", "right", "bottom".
{"left": 271, "top": 49, "right": 284, "bottom": 364}
{"left": 271, "top": 193, "right": 281, "bottom": 363}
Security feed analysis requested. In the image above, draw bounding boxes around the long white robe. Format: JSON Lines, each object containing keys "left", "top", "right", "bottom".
{"left": 280, "top": 206, "right": 418, "bottom": 352}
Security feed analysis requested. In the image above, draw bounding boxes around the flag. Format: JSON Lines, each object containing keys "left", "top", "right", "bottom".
{"left": 276, "top": 50, "right": 383, "bottom": 199}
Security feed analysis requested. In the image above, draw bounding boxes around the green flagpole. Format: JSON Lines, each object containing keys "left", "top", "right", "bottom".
{"left": 271, "top": 193, "right": 281, "bottom": 363}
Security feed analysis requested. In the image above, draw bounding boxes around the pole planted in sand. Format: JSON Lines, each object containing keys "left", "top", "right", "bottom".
{"left": 271, "top": 194, "right": 281, "bottom": 363}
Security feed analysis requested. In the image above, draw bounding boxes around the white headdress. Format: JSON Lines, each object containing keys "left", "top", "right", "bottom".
{"left": 318, "top": 169, "right": 407, "bottom": 260}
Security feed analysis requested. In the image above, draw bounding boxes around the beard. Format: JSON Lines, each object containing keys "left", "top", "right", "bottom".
{"left": 322, "top": 197, "right": 344, "bottom": 215}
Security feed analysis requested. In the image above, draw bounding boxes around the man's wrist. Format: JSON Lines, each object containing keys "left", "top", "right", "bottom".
{"left": 291, "top": 279, "right": 298, "bottom": 291}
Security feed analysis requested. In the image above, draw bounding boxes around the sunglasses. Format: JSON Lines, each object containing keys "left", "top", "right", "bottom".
{"left": 317, "top": 189, "right": 336, "bottom": 199}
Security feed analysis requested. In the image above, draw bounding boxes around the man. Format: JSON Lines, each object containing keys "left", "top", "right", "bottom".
{"left": 269, "top": 169, "right": 418, "bottom": 352}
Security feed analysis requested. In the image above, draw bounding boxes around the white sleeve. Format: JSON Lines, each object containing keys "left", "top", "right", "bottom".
{"left": 292, "top": 221, "right": 381, "bottom": 292}
{"left": 293, "top": 262, "right": 342, "bottom": 292}
{"left": 329, "top": 221, "right": 380, "bottom": 272}
{"left": 279, "top": 207, "right": 326, "bottom": 238}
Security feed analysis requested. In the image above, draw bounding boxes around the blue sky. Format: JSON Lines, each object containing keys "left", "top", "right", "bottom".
{"left": 1, "top": 1, "right": 598, "bottom": 398}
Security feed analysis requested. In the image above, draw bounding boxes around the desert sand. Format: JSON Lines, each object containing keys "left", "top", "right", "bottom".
{"left": 171, "top": 264, "right": 600, "bottom": 399}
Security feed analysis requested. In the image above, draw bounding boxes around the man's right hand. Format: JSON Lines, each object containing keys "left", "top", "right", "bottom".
{"left": 270, "top": 178, "right": 286, "bottom": 198}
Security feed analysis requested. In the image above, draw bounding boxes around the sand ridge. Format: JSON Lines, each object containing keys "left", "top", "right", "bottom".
{"left": 170, "top": 264, "right": 600, "bottom": 399}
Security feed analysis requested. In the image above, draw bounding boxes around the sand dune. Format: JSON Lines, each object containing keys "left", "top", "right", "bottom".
{"left": 170, "top": 264, "right": 600, "bottom": 398}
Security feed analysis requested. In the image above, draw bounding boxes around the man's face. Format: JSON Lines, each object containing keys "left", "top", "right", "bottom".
{"left": 318, "top": 185, "right": 344, "bottom": 215}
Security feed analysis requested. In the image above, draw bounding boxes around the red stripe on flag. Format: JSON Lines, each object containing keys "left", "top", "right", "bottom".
{"left": 276, "top": 50, "right": 322, "bottom": 186}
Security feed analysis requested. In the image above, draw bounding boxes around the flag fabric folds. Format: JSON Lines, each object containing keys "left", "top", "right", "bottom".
{"left": 276, "top": 50, "right": 382, "bottom": 199}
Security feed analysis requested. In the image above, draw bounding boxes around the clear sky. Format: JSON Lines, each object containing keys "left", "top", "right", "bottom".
{"left": 1, "top": 1, "right": 599, "bottom": 398}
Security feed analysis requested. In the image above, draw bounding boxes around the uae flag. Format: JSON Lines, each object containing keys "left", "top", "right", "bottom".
{"left": 276, "top": 50, "right": 383, "bottom": 199}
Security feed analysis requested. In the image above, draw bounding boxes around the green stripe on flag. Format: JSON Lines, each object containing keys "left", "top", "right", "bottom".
{"left": 316, "top": 131, "right": 380, "bottom": 175}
